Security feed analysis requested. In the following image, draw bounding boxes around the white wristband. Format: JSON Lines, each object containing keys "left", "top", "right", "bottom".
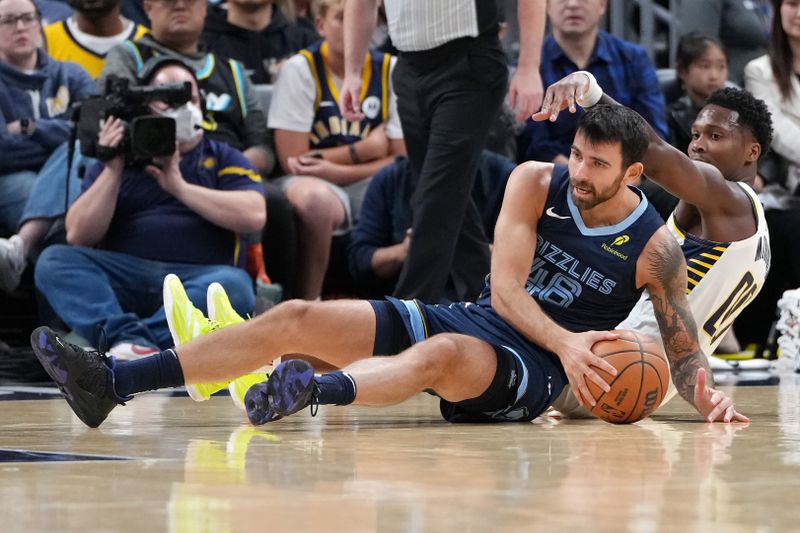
{"left": 575, "top": 71, "right": 603, "bottom": 108}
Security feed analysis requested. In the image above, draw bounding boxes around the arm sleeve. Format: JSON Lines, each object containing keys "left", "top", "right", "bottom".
{"left": 28, "top": 118, "right": 71, "bottom": 149}
{"left": 215, "top": 143, "right": 269, "bottom": 194}
{"left": 0, "top": 131, "right": 52, "bottom": 171}
{"left": 348, "top": 166, "right": 397, "bottom": 282}
{"left": 267, "top": 54, "right": 316, "bottom": 132}
{"left": 348, "top": 160, "right": 414, "bottom": 282}
{"left": 0, "top": 88, "right": 60, "bottom": 163}
{"left": 69, "top": 63, "right": 99, "bottom": 101}
{"left": 29, "top": 64, "right": 98, "bottom": 149}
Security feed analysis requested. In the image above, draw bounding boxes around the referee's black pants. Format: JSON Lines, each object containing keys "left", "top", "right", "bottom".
{"left": 392, "top": 34, "right": 508, "bottom": 303}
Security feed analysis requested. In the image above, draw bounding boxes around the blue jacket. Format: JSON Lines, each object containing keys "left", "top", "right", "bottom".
{"left": 521, "top": 31, "right": 667, "bottom": 162}
{"left": 0, "top": 50, "right": 96, "bottom": 174}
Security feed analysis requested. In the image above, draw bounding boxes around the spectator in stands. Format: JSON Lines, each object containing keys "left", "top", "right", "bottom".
{"left": 98, "top": 0, "right": 302, "bottom": 296}
{"left": 668, "top": 32, "right": 729, "bottom": 154}
{"left": 268, "top": 0, "right": 404, "bottom": 300}
{"left": 745, "top": 0, "right": 800, "bottom": 193}
{"left": 520, "top": 0, "right": 667, "bottom": 165}
{"left": 34, "top": 59, "right": 266, "bottom": 358}
{"left": 0, "top": 0, "right": 95, "bottom": 293}
{"left": 44, "top": 0, "right": 148, "bottom": 79}
{"left": 202, "top": 0, "right": 315, "bottom": 84}
{"left": 348, "top": 151, "right": 516, "bottom": 298}
{"left": 0, "top": 0, "right": 147, "bottom": 296}
{"left": 678, "top": 0, "right": 772, "bottom": 86}
{"left": 737, "top": 0, "right": 800, "bottom": 348}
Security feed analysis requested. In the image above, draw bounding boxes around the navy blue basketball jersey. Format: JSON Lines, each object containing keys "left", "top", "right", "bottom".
{"left": 477, "top": 165, "right": 664, "bottom": 331}
{"left": 298, "top": 41, "right": 391, "bottom": 149}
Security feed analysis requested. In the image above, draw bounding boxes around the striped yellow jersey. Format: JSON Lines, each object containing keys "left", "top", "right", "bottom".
{"left": 619, "top": 181, "right": 770, "bottom": 357}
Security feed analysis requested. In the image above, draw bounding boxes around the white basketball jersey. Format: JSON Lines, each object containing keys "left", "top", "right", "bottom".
{"left": 619, "top": 182, "right": 771, "bottom": 358}
{"left": 553, "top": 182, "right": 771, "bottom": 417}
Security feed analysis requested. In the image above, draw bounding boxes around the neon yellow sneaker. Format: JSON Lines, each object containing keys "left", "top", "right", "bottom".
{"left": 206, "top": 282, "right": 270, "bottom": 410}
{"left": 163, "top": 274, "right": 230, "bottom": 401}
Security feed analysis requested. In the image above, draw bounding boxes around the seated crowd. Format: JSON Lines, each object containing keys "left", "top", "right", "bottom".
{"left": 0, "top": 0, "right": 797, "bottom": 365}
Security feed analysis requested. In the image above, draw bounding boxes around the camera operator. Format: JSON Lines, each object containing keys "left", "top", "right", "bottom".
{"left": 98, "top": 0, "right": 302, "bottom": 298}
{"left": 34, "top": 59, "right": 266, "bottom": 358}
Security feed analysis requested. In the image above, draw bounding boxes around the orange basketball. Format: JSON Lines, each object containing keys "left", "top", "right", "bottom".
{"left": 587, "top": 330, "right": 669, "bottom": 424}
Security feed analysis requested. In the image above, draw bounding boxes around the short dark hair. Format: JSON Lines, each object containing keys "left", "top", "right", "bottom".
{"left": 576, "top": 104, "right": 649, "bottom": 168}
{"left": 675, "top": 31, "right": 726, "bottom": 72}
{"left": 705, "top": 87, "right": 773, "bottom": 156}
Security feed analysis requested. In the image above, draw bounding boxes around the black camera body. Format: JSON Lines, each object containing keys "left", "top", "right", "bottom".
{"left": 77, "top": 76, "right": 193, "bottom": 163}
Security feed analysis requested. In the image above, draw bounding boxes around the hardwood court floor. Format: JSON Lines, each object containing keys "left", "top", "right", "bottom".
{"left": 0, "top": 365, "right": 798, "bottom": 533}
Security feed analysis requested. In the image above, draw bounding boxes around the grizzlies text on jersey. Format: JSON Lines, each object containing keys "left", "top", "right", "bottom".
{"left": 477, "top": 165, "right": 664, "bottom": 332}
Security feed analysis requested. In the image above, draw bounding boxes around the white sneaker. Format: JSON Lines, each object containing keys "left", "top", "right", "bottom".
{"left": 730, "top": 359, "right": 772, "bottom": 371}
{"left": 0, "top": 235, "right": 26, "bottom": 293}
{"left": 109, "top": 342, "right": 159, "bottom": 361}
{"left": 709, "top": 355, "right": 735, "bottom": 371}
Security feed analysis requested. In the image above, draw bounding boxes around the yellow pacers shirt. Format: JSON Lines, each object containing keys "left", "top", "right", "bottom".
{"left": 44, "top": 19, "right": 149, "bottom": 79}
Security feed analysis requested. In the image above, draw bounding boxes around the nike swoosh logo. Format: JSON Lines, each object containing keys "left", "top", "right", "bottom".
{"left": 545, "top": 207, "right": 571, "bottom": 220}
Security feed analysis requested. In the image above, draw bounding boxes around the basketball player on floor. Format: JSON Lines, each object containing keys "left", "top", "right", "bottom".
{"left": 534, "top": 74, "right": 772, "bottom": 417}
{"left": 31, "top": 105, "right": 748, "bottom": 428}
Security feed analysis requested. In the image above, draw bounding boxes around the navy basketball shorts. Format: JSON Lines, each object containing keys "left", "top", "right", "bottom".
{"left": 369, "top": 298, "right": 568, "bottom": 423}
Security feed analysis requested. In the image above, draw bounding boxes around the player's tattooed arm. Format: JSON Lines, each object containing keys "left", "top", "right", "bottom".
{"left": 645, "top": 232, "right": 712, "bottom": 407}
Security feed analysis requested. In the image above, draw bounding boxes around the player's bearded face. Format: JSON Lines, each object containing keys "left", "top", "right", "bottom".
{"left": 570, "top": 170, "right": 625, "bottom": 209}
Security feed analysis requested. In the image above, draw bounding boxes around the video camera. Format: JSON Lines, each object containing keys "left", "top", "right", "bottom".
{"left": 76, "top": 75, "right": 193, "bottom": 163}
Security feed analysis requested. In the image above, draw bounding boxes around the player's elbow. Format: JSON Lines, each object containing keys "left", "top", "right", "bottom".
{"left": 490, "top": 278, "right": 519, "bottom": 319}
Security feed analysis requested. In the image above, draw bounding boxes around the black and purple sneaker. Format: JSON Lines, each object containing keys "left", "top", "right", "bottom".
{"left": 30, "top": 326, "right": 129, "bottom": 428}
{"left": 244, "top": 381, "right": 282, "bottom": 426}
{"left": 267, "top": 360, "right": 319, "bottom": 419}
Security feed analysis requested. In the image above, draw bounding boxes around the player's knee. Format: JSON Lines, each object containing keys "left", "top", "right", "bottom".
{"left": 265, "top": 298, "right": 314, "bottom": 331}
{"left": 415, "top": 335, "right": 461, "bottom": 384}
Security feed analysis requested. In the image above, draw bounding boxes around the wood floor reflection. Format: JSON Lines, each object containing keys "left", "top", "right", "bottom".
{"left": 1, "top": 366, "right": 798, "bottom": 532}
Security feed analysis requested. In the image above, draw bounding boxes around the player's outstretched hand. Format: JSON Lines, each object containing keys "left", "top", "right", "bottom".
{"left": 532, "top": 71, "right": 593, "bottom": 123}
{"left": 693, "top": 368, "right": 750, "bottom": 423}
{"left": 557, "top": 330, "right": 619, "bottom": 409}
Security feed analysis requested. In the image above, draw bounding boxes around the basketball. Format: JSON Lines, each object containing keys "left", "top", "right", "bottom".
{"left": 587, "top": 330, "right": 669, "bottom": 424}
